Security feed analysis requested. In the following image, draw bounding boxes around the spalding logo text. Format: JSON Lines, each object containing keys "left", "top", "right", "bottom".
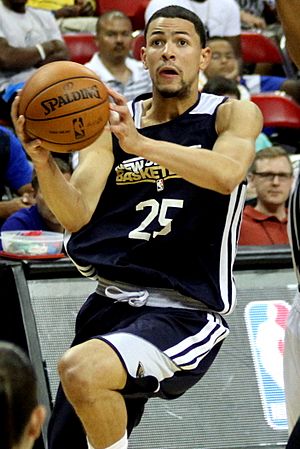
{"left": 40, "top": 85, "right": 102, "bottom": 116}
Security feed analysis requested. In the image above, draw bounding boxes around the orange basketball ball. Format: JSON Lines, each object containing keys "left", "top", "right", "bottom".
{"left": 18, "top": 61, "right": 109, "bottom": 153}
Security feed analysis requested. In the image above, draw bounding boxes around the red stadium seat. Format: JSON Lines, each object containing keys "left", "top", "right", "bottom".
{"left": 98, "top": 0, "right": 150, "bottom": 31}
{"left": 63, "top": 33, "right": 98, "bottom": 65}
{"left": 241, "top": 31, "right": 283, "bottom": 65}
{"left": 251, "top": 93, "right": 300, "bottom": 128}
{"left": 131, "top": 33, "right": 145, "bottom": 61}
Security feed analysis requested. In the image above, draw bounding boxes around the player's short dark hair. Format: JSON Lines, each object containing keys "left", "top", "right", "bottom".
{"left": 144, "top": 5, "right": 207, "bottom": 47}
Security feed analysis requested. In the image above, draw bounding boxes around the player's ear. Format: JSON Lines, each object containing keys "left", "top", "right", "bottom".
{"left": 199, "top": 46, "right": 211, "bottom": 72}
{"left": 141, "top": 47, "right": 148, "bottom": 70}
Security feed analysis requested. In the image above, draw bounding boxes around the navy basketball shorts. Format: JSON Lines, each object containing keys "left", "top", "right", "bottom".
{"left": 74, "top": 291, "right": 230, "bottom": 401}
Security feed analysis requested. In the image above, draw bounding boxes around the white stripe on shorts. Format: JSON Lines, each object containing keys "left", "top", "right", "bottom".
{"left": 165, "top": 313, "right": 229, "bottom": 369}
{"left": 102, "top": 332, "right": 181, "bottom": 387}
{"left": 101, "top": 312, "right": 229, "bottom": 388}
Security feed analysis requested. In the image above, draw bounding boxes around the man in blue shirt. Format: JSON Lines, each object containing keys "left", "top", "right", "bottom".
{"left": 0, "top": 126, "right": 34, "bottom": 227}
{"left": 1, "top": 158, "right": 72, "bottom": 247}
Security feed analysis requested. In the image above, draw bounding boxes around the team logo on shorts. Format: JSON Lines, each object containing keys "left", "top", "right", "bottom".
{"left": 245, "top": 300, "right": 290, "bottom": 430}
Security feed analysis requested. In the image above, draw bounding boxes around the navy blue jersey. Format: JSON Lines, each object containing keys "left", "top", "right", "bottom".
{"left": 66, "top": 93, "right": 247, "bottom": 315}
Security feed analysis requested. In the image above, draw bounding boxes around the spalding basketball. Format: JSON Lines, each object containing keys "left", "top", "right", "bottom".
{"left": 19, "top": 61, "right": 109, "bottom": 152}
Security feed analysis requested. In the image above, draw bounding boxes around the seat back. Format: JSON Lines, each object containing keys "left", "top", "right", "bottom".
{"left": 241, "top": 31, "right": 283, "bottom": 64}
{"left": 97, "top": 0, "right": 150, "bottom": 31}
{"left": 63, "top": 33, "right": 98, "bottom": 65}
{"left": 131, "top": 33, "right": 146, "bottom": 60}
{"left": 251, "top": 93, "right": 300, "bottom": 128}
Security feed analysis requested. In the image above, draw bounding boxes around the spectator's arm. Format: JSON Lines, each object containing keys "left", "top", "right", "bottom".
{"left": 0, "top": 197, "right": 33, "bottom": 220}
{"left": 38, "top": 39, "right": 69, "bottom": 65}
{"left": 53, "top": 5, "right": 80, "bottom": 18}
{"left": 0, "top": 37, "right": 68, "bottom": 71}
{"left": 240, "top": 10, "right": 267, "bottom": 29}
{"left": 0, "top": 37, "right": 43, "bottom": 70}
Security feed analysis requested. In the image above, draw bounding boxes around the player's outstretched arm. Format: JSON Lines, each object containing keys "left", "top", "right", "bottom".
{"left": 12, "top": 96, "right": 114, "bottom": 232}
{"left": 108, "top": 89, "right": 263, "bottom": 194}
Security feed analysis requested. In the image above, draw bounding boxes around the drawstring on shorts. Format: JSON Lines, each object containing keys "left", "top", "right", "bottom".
{"left": 105, "top": 285, "right": 149, "bottom": 307}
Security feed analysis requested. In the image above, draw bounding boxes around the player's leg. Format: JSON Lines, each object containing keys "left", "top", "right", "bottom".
{"left": 47, "top": 380, "right": 147, "bottom": 449}
{"left": 47, "top": 383, "right": 88, "bottom": 449}
{"left": 58, "top": 338, "right": 128, "bottom": 449}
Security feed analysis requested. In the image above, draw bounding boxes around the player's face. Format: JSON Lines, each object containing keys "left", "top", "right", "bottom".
{"left": 205, "top": 40, "right": 238, "bottom": 80}
{"left": 3, "top": 0, "right": 27, "bottom": 13}
{"left": 96, "top": 17, "right": 133, "bottom": 63}
{"left": 251, "top": 157, "right": 293, "bottom": 208}
{"left": 142, "top": 17, "right": 210, "bottom": 99}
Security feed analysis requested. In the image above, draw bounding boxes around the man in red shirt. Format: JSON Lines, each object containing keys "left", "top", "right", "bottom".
{"left": 239, "top": 146, "right": 294, "bottom": 246}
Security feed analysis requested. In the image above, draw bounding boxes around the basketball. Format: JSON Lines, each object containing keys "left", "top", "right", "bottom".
{"left": 18, "top": 61, "right": 110, "bottom": 153}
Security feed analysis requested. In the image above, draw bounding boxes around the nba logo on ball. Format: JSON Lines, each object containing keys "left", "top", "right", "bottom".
{"left": 245, "top": 300, "right": 290, "bottom": 430}
{"left": 19, "top": 61, "right": 110, "bottom": 153}
{"left": 73, "top": 117, "right": 85, "bottom": 139}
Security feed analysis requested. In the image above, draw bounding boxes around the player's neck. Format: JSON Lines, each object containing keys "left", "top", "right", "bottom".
{"left": 141, "top": 91, "right": 199, "bottom": 127}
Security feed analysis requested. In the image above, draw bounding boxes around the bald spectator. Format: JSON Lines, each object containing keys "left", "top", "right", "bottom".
{"left": 85, "top": 11, "right": 152, "bottom": 101}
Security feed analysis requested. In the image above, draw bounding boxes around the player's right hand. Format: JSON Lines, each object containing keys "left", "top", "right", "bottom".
{"left": 11, "top": 95, "right": 51, "bottom": 166}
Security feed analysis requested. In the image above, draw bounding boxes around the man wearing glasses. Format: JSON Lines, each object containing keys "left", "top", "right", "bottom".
{"left": 238, "top": 146, "right": 294, "bottom": 246}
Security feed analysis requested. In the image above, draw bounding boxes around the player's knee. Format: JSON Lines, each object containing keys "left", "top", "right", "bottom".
{"left": 58, "top": 340, "right": 126, "bottom": 401}
{"left": 58, "top": 346, "right": 91, "bottom": 400}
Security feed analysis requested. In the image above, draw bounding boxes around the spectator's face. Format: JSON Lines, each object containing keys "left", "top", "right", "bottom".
{"left": 3, "top": 0, "right": 27, "bottom": 13}
{"left": 142, "top": 17, "right": 210, "bottom": 99}
{"left": 96, "top": 17, "right": 133, "bottom": 63}
{"left": 205, "top": 39, "right": 238, "bottom": 80}
{"left": 251, "top": 157, "right": 294, "bottom": 208}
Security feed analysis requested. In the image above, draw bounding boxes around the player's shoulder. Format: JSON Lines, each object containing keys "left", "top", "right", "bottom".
{"left": 216, "top": 98, "right": 263, "bottom": 133}
{"left": 218, "top": 97, "right": 261, "bottom": 116}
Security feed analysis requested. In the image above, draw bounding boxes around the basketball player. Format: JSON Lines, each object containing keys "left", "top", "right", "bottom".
{"left": 12, "top": 6, "right": 263, "bottom": 449}
{"left": 0, "top": 341, "right": 46, "bottom": 449}
{"left": 276, "top": 2, "right": 300, "bottom": 447}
